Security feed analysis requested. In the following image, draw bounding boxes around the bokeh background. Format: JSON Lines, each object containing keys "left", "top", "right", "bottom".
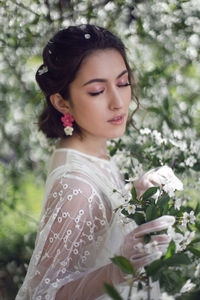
{"left": 0, "top": 0, "right": 200, "bottom": 299}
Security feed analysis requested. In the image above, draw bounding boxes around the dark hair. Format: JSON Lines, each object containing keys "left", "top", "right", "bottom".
{"left": 36, "top": 24, "right": 137, "bottom": 138}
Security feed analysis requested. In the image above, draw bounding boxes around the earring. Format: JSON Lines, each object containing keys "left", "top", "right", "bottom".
{"left": 61, "top": 112, "right": 74, "bottom": 136}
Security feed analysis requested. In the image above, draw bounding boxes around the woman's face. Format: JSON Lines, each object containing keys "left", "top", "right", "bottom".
{"left": 68, "top": 49, "right": 132, "bottom": 140}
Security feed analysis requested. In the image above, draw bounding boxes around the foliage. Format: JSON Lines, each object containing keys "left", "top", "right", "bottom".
{"left": 0, "top": 175, "right": 42, "bottom": 299}
{"left": 106, "top": 182, "right": 200, "bottom": 299}
{"left": 106, "top": 128, "right": 200, "bottom": 298}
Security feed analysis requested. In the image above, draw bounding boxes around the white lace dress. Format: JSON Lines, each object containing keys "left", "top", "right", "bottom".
{"left": 16, "top": 148, "right": 138, "bottom": 300}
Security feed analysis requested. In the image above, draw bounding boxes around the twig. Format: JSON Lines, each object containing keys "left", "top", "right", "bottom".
{"left": 11, "top": 0, "right": 40, "bottom": 17}
{"left": 127, "top": 276, "right": 134, "bottom": 300}
{"left": 44, "top": 0, "right": 52, "bottom": 22}
{"left": 147, "top": 276, "right": 151, "bottom": 300}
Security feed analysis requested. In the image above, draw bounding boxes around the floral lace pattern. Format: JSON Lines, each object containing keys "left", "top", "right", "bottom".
{"left": 16, "top": 149, "right": 132, "bottom": 300}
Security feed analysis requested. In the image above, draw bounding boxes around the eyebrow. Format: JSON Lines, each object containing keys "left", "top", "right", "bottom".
{"left": 82, "top": 70, "right": 128, "bottom": 86}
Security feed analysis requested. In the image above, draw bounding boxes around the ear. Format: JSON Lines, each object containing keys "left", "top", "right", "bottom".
{"left": 50, "top": 93, "right": 71, "bottom": 115}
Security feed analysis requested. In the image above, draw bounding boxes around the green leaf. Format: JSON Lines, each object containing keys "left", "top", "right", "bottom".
{"left": 196, "top": 222, "right": 200, "bottom": 231}
{"left": 189, "top": 238, "right": 200, "bottom": 245}
{"left": 146, "top": 259, "right": 163, "bottom": 277}
{"left": 104, "top": 283, "right": 123, "bottom": 300}
{"left": 165, "top": 253, "right": 191, "bottom": 266}
{"left": 132, "top": 212, "right": 145, "bottom": 225}
{"left": 162, "top": 202, "right": 169, "bottom": 215}
{"left": 110, "top": 147, "right": 117, "bottom": 156}
{"left": 157, "top": 193, "right": 170, "bottom": 209}
{"left": 131, "top": 186, "right": 137, "bottom": 201}
{"left": 187, "top": 246, "right": 200, "bottom": 258}
{"left": 121, "top": 208, "right": 129, "bottom": 216}
{"left": 164, "top": 240, "right": 176, "bottom": 260}
{"left": 193, "top": 162, "right": 200, "bottom": 171}
{"left": 142, "top": 187, "right": 159, "bottom": 200}
{"left": 111, "top": 256, "right": 134, "bottom": 274}
{"left": 163, "top": 97, "right": 169, "bottom": 112}
{"left": 137, "top": 281, "right": 143, "bottom": 291}
{"left": 148, "top": 106, "right": 161, "bottom": 114}
{"left": 144, "top": 234, "right": 151, "bottom": 244}
{"left": 195, "top": 202, "right": 200, "bottom": 215}
{"left": 146, "top": 204, "right": 160, "bottom": 222}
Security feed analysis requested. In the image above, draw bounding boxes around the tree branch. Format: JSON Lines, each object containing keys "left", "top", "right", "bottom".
{"left": 44, "top": 0, "right": 53, "bottom": 22}
{"left": 12, "top": 0, "right": 40, "bottom": 17}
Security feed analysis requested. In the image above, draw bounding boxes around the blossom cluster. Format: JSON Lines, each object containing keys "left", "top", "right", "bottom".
{"left": 109, "top": 133, "right": 200, "bottom": 299}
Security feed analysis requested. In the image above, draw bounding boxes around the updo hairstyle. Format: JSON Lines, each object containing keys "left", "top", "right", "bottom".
{"left": 36, "top": 24, "right": 134, "bottom": 138}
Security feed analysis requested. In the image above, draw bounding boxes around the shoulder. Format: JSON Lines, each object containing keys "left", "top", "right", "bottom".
{"left": 42, "top": 171, "right": 112, "bottom": 224}
{"left": 49, "top": 171, "right": 104, "bottom": 201}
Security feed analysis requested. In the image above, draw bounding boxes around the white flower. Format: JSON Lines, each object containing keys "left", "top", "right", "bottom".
{"left": 174, "top": 198, "right": 182, "bottom": 210}
{"left": 181, "top": 212, "right": 189, "bottom": 227}
{"left": 134, "top": 242, "right": 144, "bottom": 252}
{"left": 169, "top": 139, "right": 187, "bottom": 151}
{"left": 180, "top": 279, "right": 196, "bottom": 294}
{"left": 152, "top": 130, "right": 164, "bottom": 145}
{"left": 126, "top": 204, "right": 136, "bottom": 215}
{"left": 181, "top": 211, "right": 196, "bottom": 227}
{"left": 64, "top": 126, "right": 73, "bottom": 136}
{"left": 173, "top": 130, "right": 183, "bottom": 140}
{"left": 194, "top": 264, "right": 200, "bottom": 277}
{"left": 167, "top": 226, "right": 183, "bottom": 251}
{"left": 190, "top": 141, "right": 200, "bottom": 154}
{"left": 154, "top": 166, "right": 183, "bottom": 192}
{"left": 160, "top": 292, "right": 175, "bottom": 300}
{"left": 144, "top": 241, "right": 159, "bottom": 254}
{"left": 188, "top": 211, "right": 196, "bottom": 224}
{"left": 185, "top": 156, "right": 197, "bottom": 167}
{"left": 163, "top": 183, "right": 175, "bottom": 197}
{"left": 183, "top": 230, "right": 195, "bottom": 245}
{"left": 140, "top": 127, "right": 151, "bottom": 135}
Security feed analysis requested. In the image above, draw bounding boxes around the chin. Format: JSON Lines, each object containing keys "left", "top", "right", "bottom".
{"left": 107, "top": 129, "right": 125, "bottom": 139}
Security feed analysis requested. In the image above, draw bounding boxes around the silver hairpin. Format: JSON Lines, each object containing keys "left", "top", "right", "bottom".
{"left": 48, "top": 50, "right": 52, "bottom": 54}
{"left": 38, "top": 65, "right": 48, "bottom": 75}
{"left": 84, "top": 33, "right": 91, "bottom": 39}
{"left": 80, "top": 24, "right": 87, "bottom": 30}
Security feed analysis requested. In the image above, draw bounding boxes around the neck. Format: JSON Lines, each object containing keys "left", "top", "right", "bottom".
{"left": 56, "top": 133, "right": 110, "bottom": 160}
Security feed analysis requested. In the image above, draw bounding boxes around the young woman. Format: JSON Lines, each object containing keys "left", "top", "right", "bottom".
{"left": 16, "top": 24, "right": 175, "bottom": 300}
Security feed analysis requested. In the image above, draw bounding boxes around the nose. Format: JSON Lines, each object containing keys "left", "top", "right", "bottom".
{"left": 109, "top": 89, "right": 123, "bottom": 110}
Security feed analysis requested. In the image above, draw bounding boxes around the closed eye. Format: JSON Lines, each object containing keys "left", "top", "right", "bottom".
{"left": 88, "top": 83, "right": 131, "bottom": 97}
{"left": 118, "top": 83, "right": 131, "bottom": 87}
{"left": 88, "top": 90, "right": 104, "bottom": 96}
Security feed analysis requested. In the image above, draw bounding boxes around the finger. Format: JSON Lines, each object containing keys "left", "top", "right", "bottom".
{"left": 131, "top": 252, "right": 162, "bottom": 269}
{"left": 133, "top": 216, "right": 175, "bottom": 238}
{"left": 156, "top": 165, "right": 173, "bottom": 178}
{"left": 133, "top": 234, "right": 170, "bottom": 245}
{"left": 151, "top": 234, "right": 171, "bottom": 245}
{"left": 147, "top": 173, "right": 165, "bottom": 186}
{"left": 132, "top": 235, "right": 170, "bottom": 257}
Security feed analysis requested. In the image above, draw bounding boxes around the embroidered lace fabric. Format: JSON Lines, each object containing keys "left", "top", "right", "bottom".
{"left": 16, "top": 148, "right": 136, "bottom": 300}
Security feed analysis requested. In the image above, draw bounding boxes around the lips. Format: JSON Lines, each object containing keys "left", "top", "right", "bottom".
{"left": 108, "top": 114, "right": 125, "bottom": 122}
{"left": 108, "top": 114, "right": 125, "bottom": 125}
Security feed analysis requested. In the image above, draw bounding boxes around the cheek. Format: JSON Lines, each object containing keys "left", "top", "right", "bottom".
{"left": 125, "top": 89, "right": 132, "bottom": 106}
{"left": 71, "top": 99, "right": 100, "bottom": 124}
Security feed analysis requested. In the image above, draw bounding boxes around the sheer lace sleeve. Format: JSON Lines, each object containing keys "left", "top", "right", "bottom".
{"left": 17, "top": 171, "right": 124, "bottom": 300}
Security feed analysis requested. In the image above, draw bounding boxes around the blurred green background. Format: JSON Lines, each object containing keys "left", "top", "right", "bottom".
{"left": 0, "top": 0, "right": 200, "bottom": 299}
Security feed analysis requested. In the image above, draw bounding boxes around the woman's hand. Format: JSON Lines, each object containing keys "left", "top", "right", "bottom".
{"left": 134, "top": 165, "right": 183, "bottom": 198}
{"left": 120, "top": 215, "right": 175, "bottom": 269}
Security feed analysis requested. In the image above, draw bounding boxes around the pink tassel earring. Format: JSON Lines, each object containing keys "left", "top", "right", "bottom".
{"left": 61, "top": 112, "right": 74, "bottom": 136}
